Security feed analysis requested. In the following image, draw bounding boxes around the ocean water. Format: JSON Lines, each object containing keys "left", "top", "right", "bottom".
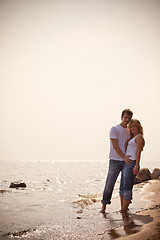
{"left": 0, "top": 159, "right": 158, "bottom": 240}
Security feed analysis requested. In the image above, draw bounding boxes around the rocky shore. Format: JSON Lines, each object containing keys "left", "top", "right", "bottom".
{"left": 134, "top": 167, "right": 160, "bottom": 184}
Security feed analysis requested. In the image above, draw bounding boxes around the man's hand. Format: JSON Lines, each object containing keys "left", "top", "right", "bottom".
{"left": 111, "top": 139, "right": 133, "bottom": 164}
{"left": 123, "top": 155, "right": 133, "bottom": 164}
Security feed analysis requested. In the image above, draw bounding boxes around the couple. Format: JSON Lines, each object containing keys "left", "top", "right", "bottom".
{"left": 101, "top": 109, "right": 144, "bottom": 213}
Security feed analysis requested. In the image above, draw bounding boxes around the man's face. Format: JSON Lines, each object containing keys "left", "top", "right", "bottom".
{"left": 121, "top": 113, "right": 132, "bottom": 126}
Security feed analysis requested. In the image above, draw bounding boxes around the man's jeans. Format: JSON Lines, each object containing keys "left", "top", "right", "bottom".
{"left": 101, "top": 159, "right": 124, "bottom": 205}
{"left": 120, "top": 160, "right": 136, "bottom": 200}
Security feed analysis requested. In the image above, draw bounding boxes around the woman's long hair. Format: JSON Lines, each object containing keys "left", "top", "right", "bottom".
{"left": 128, "top": 119, "right": 144, "bottom": 140}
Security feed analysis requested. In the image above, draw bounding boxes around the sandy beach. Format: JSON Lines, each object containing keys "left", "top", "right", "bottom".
{"left": 0, "top": 160, "right": 160, "bottom": 240}
{"left": 118, "top": 179, "right": 160, "bottom": 240}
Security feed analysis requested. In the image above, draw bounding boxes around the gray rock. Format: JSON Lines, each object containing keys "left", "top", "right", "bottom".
{"left": 151, "top": 168, "right": 160, "bottom": 179}
{"left": 136, "top": 168, "right": 151, "bottom": 181}
{"left": 9, "top": 181, "right": 26, "bottom": 188}
{"left": 134, "top": 176, "right": 142, "bottom": 184}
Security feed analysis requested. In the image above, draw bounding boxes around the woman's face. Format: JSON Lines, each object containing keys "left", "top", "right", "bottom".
{"left": 129, "top": 122, "right": 139, "bottom": 135}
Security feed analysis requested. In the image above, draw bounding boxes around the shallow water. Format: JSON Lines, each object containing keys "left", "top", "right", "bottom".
{"left": 0, "top": 159, "right": 155, "bottom": 239}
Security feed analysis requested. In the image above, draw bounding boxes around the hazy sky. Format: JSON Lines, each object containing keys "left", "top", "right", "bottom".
{"left": 1, "top": 0, "right": 160, "bottom": 162}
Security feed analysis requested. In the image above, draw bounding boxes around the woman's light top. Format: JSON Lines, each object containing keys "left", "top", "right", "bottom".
{"left": 126, "top": 134, "right": 141, "bottom": 160}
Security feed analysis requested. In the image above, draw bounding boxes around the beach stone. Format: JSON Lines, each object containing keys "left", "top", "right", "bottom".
{"left": 151, "top": 168, "right": 160, "bottom": 179}
{"left": 9, "top": 181, "right": 27, "bottom": 188}
{"left": 0, "top": 189, "right": 10, "bottom": 193}
{"left": 136, "top": 168, "right": 151, "bottom": 181}
{"left": 134, "top": 176, "right": 142, "bottom": 184}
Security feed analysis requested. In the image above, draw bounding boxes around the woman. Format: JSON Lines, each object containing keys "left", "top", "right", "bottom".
{"left": 120, "top": 119, "right": 145, "bottom": 213}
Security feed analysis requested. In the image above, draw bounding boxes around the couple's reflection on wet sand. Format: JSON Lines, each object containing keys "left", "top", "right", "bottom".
{"left": 100, "top": 211, "right": 153, "bottom": 239}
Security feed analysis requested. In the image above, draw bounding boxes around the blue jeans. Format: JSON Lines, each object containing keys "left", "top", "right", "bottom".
{"left": 120, "top": 160, "right": 136, "bottom": 200}
{"left": 101, "top": 159, "right": 124, "bottom": 205}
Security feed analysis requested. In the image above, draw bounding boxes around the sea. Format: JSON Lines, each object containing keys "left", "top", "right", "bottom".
{"left": 0, "top": 159, "right": 159, "bottom": 240}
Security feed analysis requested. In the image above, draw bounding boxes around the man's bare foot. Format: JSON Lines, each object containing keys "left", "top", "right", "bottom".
{"left": 100, "top": 204, "right": 106, "bottom": 213}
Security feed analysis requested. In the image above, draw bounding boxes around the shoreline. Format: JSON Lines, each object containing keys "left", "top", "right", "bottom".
{"left": 0, "top": 160, "right": 159, "bottom": 240}
{"left": 118, "top": 179, "right": 160, "bottom": 240}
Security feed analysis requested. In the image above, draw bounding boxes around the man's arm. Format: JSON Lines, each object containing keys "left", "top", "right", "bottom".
{"left": 111, "top": 138, "right": 133, "bottom": 164}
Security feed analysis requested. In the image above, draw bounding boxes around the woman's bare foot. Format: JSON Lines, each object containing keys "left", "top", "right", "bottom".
{"left": 120, "top": 208, "right": 128, "bottom": 213}
{"left": 120, "top": 199, "right": 131, "bottom": 213}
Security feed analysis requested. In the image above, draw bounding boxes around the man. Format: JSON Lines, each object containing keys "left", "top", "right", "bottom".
{"left": 101, "top": 109, "right": 133, "bottom": 213}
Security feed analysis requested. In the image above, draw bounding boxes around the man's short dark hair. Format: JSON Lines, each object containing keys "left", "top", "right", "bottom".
{"left": 121, "top": 109, "right": 133, "bottom": 117}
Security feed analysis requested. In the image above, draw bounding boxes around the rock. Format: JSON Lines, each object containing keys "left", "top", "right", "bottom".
{"left": 0, "top": 190, "right": 10, "bottom": 193}
{"left": 136, "top": 168, "right": 151, "bottom": 181}
{"left": 9, "top": 181, "right": 27, "bottom": 188}
{"left": 134, "top": 176, "right": 142, "bottom": 184}
{"left": 151, "top": 168, "right": 160, "bottom": 179}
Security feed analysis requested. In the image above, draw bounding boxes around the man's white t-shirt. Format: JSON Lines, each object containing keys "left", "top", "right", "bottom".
{"left": 109, "top": 124, "right": 130, "bottom": 161}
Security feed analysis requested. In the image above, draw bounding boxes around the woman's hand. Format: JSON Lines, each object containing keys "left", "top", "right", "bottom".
{"left": 133, "top": 166, "right": 139, "bottom": 176}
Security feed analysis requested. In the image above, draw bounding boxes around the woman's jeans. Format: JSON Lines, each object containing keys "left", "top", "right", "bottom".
{"left": 101, "top": 159, "right": 124, "bottom": 205}
{"left": 120, "top": 160, "right": 136, "bottom": 200}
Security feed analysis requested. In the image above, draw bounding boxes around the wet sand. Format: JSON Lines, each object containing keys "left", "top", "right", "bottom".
{"left": 110, "top": 179, "right": 160, "bottom": 240}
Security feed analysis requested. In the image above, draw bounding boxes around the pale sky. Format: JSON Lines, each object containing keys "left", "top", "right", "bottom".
{"left": 0, "top": 0, "right": 160, "bottom": 162}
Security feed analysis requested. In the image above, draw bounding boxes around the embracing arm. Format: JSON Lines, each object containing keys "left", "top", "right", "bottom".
{"left": 133, "top": 135, "right": 144, "bottom": 175}
{"left": 111, "top": 139, "right": 132, "bottom": 164}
